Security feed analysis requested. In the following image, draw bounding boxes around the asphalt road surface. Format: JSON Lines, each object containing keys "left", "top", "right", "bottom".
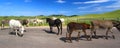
{"left": 0, "top": 27, "right": 120, "bottom": 48}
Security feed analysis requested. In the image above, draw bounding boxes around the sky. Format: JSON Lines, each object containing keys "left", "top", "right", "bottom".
{"left": 0, "top": 0, "right": 120, "bottom": 16}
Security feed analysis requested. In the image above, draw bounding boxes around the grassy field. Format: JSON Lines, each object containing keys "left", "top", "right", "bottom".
{"left": 0, "top": 10, "right": 120, "bottom": 26}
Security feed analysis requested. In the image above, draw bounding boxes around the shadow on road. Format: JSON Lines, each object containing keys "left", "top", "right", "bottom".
{"left": 60, "top": 36, "right": 89, "bottom": 43}
{"left": 59, "top": 35, "right": 112, "bottom": 42}
{"left": 9, "top": 32, "right": 16, "bottom": 35}
{"left": 42, "top": 29, "right": 57, "bottom": 34}
{"left": 9, "top": 32, "right": 24, "bottom": 37}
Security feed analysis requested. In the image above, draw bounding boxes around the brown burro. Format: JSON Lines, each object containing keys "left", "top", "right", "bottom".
{"left": 66, "top": 22, "right": 90, "bottom": 43}
{"left": 90, "top": 20, "right": 120, "bottom": 40}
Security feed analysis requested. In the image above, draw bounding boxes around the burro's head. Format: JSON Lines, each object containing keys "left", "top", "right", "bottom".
{"left": 19, "top": 26, "right": 26, "bottom": 37}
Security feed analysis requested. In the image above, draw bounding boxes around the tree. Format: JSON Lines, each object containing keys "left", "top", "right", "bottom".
{"left": 70, "top": 15, "right": 78, "bottom": 17}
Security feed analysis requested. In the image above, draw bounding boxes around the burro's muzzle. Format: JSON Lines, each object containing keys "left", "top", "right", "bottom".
{"left": 19, "top": 26, "right": 25, "bottom": 37}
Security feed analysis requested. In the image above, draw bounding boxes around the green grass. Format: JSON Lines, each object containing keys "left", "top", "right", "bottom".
{"left": 0, "top": 9, "right": 120, "bottom": 26}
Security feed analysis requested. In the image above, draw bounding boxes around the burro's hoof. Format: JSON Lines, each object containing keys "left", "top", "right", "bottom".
{"left": 20, "top": 34, "right": 24, "bottom": 37}
{"left": 24, "top": 30, "right": 27, "bottom": 32}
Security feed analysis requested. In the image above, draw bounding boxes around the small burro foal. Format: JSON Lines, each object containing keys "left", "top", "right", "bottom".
{"left": 9, "top": 19, "right": 26, "bottom": 37}
{"left": 66, "top": 22, "right": 90, "bottom": 43}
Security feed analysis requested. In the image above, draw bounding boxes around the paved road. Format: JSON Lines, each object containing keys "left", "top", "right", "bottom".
{"left": 0, "top": 27, "right": 120, "bottom": 48}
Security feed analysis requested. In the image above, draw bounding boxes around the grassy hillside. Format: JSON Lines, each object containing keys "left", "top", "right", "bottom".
{"left": 62, "top": 10, "right": 120, "bottom": 25}
{"left": 81, "top": 10, "right": 120, "bottom": 18}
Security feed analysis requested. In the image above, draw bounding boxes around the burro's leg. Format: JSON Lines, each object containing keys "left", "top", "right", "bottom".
{"left": 57, "top": 26, "right": 60, "bottom": 35}
{"left": 15, "top": 29, "right": 18, "bottom": 36}
{"left": 50, "top": 26, "right": 52, "bottom": 32}
{"left": 83, "top": 29, "right": 89, "bottom": 40}
{"left": 90, "top": 28, "right": 94, "bottom": 41}
{"left": 77, "top": 31, "right": 80, "bottom": 41}
{"left": 110, "top": 28, "right": 115, "bottom": 39}
{"left": 105, "top": 28, "right": 111, "bottom": 40}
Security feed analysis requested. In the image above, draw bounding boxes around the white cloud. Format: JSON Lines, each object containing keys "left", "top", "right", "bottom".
{"left": 74, "top": 0, "right": 120, "bottom": 14}
{"left": 73, "top": 0, "right": 109, "bottom": 4}
{"left": 24, "top": 0, "right": 32, "bottom": 3}
{"left": 77, "top": 4, "right": 107, "bottom": 13}
{"left": 106, "top": 5, "right": 120, "bottom": 9}
{"left": 84, "top": 0, "right": 109, "bottom": 4}
{"left": 79, "top": 7, "right": 103, "bottom": 13}
{"left": 78, "top": 4, "right": 99, "bottom": 9}
{"left": 76, "top": 0, "right": 120, "bottom": 12}
{"left": 106, "top": 1, "right": 120, "bottom": 9}
{"left": 56, "top": 0, "right": 66, "bottom": 3}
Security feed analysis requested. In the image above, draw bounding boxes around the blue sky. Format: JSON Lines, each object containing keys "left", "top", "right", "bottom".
{"left": 0, "top": 0, "right": 120, "bottom": 16}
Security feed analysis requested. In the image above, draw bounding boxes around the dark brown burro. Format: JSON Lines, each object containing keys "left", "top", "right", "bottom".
{"left": 20, "top": 19, "right": 29, "bottom": 27}
{"left": 66, "top": 22, "right": 90, "bottom": 43}
{"left": 90, "top": 20, "right": 120, "bottom": 40}
{"left": 46, "top": 18, "right": 62, "bottom": 35}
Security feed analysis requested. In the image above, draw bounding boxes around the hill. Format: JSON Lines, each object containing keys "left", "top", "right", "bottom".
{"left": 73, "top": 10, "right": 120, "bottom": 19}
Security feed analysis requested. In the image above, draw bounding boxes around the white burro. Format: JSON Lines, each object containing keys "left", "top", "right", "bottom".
{"left": 9, "top": 19, "right": 25, "bottom": 37}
